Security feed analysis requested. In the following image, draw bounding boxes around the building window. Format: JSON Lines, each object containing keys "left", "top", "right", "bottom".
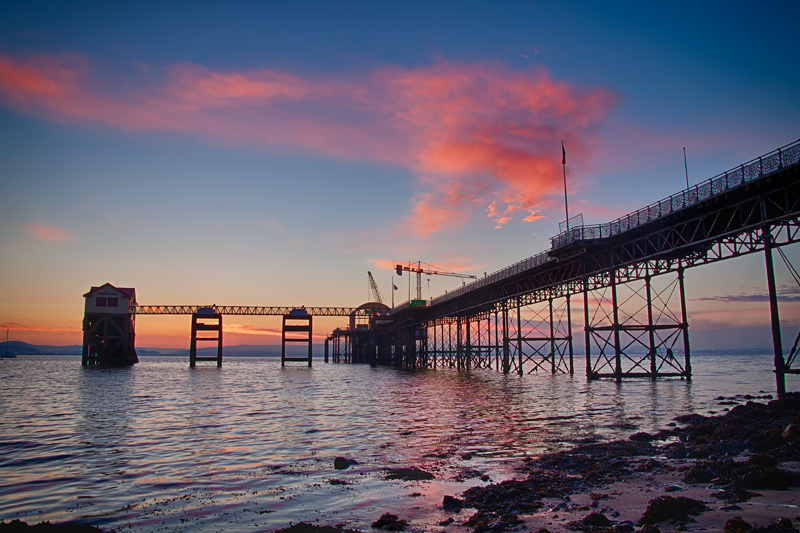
{"left": 107, "top": 298, "right": 118, "bottom": 307}
{"left": 96, "top": 297, "right": 107, "bottom": 307}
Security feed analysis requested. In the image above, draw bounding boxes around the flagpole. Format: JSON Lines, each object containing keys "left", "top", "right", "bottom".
{"left": 683, "top": 147, "right": 689, "bottom": 190}
{"left": 392, "top": 276, "right": 394, "bottom": 308}
{"left": 562, "top": 141, "right": 570, "bottom": 231}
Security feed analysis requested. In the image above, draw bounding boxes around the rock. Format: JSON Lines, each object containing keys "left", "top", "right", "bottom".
{"left": 721, "top": 505, "right": 744, "bottom": 511}
{"left": 683, "top": 460, "right": 798, "bottom": 490}
{"left": 712, "top": 488, "right": 762, "bottom": 503}
{"left": 371, "top": 513, "right": 409, "bottom": 531}
{"left": 664, "top": 484, "right": 683, "bottom": 492}
{"left": 783, "top": 424, "right": 800, "bottom": 442}
{"left": 640, "top": 526, "right": 661, "bottom": 533}
{"left": 443, "top": 495, "right": 465, "bottom": 512}
{"left": 438, "top": 518, "right": 455, "bottom": 526}
{"left": 334, "top": 457, "right": 355, "bottom": 470}
{"left": 629, "top": 432, "right": 655, "bottom": 442}
{"left": 615, "top": 521, "right": 635, "bottom": 533}
{"left": 724, "top": 517, "right": 752, "bottom": 533}
{"left": 568, "top": 512, "right": 613, "bottom": 531}
{"left": 748, "top": 454, "right": 778, "bottom": 467}
{"left": 638, "top": 496, "right": 707, "bottom": 525}
{"left": 464, "top": 511, "right": 522, "bottom": 533}
{"left": 272, "top": 523, "right": 362, "bottom": 533}
{"left": 385, "top": 467, "right": 434, "bottom": 481}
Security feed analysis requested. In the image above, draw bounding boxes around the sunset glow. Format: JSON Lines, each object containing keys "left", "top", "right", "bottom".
{"left": 0, "top": 2, "right": 797, "bottom": 351}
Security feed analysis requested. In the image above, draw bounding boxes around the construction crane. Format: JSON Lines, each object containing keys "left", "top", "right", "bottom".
{"left": 394, "top": 261, "right": 477, "bottom": 301}
{"left": 367, "top": 271, "right": 385, "bottom": 304}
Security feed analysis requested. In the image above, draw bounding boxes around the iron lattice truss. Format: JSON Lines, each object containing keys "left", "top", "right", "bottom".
{"left": 135, "top": 305, "right": 380, "bottom": 317}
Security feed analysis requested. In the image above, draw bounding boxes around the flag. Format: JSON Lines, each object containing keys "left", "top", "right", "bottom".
{"left": 393, "top": 284, "right": 398, "bottom": 290}
{"left": 562, "top": 141, "right": 566, "bottom": 165}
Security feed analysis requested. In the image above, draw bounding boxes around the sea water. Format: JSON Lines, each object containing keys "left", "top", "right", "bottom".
{"left": 0, "top": 354, "right": 796, "bottom": 531}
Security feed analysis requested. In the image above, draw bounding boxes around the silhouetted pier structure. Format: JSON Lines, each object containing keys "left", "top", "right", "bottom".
{"left": 189, "top": 308, "right": 222, "bottom": 367}
{"left": 82, "top": 140, "right": 800, "bottom": 393}
{"left": 348, "top": 140, "right": 800, "bottom": 394}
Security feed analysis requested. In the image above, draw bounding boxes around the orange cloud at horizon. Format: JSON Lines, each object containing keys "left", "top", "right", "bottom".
{"left": 0, "top": 53, "right": 616, "bottom": 236}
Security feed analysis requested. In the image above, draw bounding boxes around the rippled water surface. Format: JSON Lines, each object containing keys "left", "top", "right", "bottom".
{"left": 0, "top": 354, "right": 796, "bottom": 531}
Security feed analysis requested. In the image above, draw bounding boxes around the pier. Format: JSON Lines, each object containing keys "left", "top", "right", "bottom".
{"left": 82, "top": 140, "right": 800, "bottom": 393}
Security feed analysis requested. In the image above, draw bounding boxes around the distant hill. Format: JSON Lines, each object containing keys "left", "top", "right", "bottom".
{"left": 2, "top": 341, "right": 83, "bottom": 355}
{"left": 3, "top": 341, "right": 323, "bottom": 357}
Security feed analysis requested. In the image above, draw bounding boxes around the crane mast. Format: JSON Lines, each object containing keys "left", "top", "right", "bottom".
{"left": 367, "top": 271, "right": 385, "bottom": 304}
{"left": 394, "top": 261, "right": 477, "bottom": 300}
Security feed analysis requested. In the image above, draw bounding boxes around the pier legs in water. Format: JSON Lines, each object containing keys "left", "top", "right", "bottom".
{"left": 584, "top": 268, "right": 690, "bottom": 380}
{"left": 189, "top": 311, "right": 222, "bottom": 368}
{"left": 764, "top": 229, "right": 787, "bottom": 395}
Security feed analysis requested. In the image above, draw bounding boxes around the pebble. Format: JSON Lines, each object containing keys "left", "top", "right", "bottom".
{"left": 664, "top": 485, "right": 683, "bottom": 492}
{"left": 720, "top": 504, "right": 743, "bottom": 511}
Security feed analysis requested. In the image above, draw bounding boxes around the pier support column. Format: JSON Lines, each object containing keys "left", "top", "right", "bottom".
{"left": 516, "top": 296, "right": 523, "bottom": 375}
{"left": 282, "top": 312, "right": 312, "bottom": 367}
{"left": 585, "top": 270, "right": 690, "bottom": 380}
{"left": 190, "top": 310, "right": 222, "bottom": 368}
{"left": 764, "top": 229, "right": 786, "bottom": 395}
{"left": 566, "top": 294, "right": 574, "bottom": 374}
{"left": 679, "top": 268, "right": 692, "bottom": 380}
{"left": 465, "top": 317, "right": 472, "bottom": 370}
{"left": 502, "top": 305, "right": 510, "bottom": 374}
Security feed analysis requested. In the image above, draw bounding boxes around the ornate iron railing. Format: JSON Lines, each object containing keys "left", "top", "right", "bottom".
{"left": 550, "top": 139, "right": 800, "bottom": 248}
{"left": 428, "top": 251, "right": 553, "bottom": 306}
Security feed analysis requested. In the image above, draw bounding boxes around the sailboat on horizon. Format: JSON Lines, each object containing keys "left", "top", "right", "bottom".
{"left": 1, "top": 329, "right": 17, "bottom": 358}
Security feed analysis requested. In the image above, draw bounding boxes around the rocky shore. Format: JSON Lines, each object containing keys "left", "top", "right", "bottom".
{"left": 436, "top": 392, "right": 800, "bottom": 533}
{"left": 2, "top": 393, "right": 798, "bottom": 533}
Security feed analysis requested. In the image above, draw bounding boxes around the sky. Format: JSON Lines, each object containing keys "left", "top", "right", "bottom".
{"left": 0, "top": 0, "right": 799, "bottom": 351}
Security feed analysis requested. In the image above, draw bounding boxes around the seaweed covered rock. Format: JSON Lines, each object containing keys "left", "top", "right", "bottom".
{"left": 683, "top": 460, "right": 798, "bottom": 490}
{"left": 462, "top": 471, "right": 577, "bottom": 515}
{"left": 371, "top": 513, "right": 408, "bottom": 531}
{"left": 273, "top": 524, "right": 362, "bottom": 533}
{"left": 725, "top": 517, "right": 799, "bottom": 533}
{"left": 533, "top": 440, "right": 654, "bottom": 484}
{"left": 463, "top": 511, "right": 522, "bottom": 533}
{"left": 725, "top": 517, "right": 753, "bottom": 533}
{"left": 443, "top": 495, "right": 465, "bottom": 512}
{"left": 384, "top": 467, "right": 434, "bottom": 481}
{"left": 637, "top": 496, "right": 707, "bottom": 525}
{"left": 712, "top": 488, "right": 762, "bottom": 503}
{"left": 568, "top": 512, "right": 614, "bottom": 532}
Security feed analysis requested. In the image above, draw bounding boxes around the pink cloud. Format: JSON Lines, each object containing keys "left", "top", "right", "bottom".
{"left": 0, "top": 53, "right": 617, "bottom": 236}
{"left": 26, "top": 223, "right": 72, "bottom": 242}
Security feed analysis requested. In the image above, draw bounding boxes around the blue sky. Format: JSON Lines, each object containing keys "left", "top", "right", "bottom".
{"left": 0, "top": 1, "right": 798, "bottom": 349}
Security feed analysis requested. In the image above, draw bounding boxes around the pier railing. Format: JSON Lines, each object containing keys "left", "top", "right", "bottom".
{"left": 551, "top": 139, "right": 800, "bottom": 248}
{"left": 426, "top": 139, "right": 800, "bottom": 308}
{"left": 428, "top": 251, "right": 553, "bottom": 307}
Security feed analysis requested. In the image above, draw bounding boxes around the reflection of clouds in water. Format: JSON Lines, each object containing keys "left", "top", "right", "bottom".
{"left": 0, "top": 354, "right": 793, "bottom": 532}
